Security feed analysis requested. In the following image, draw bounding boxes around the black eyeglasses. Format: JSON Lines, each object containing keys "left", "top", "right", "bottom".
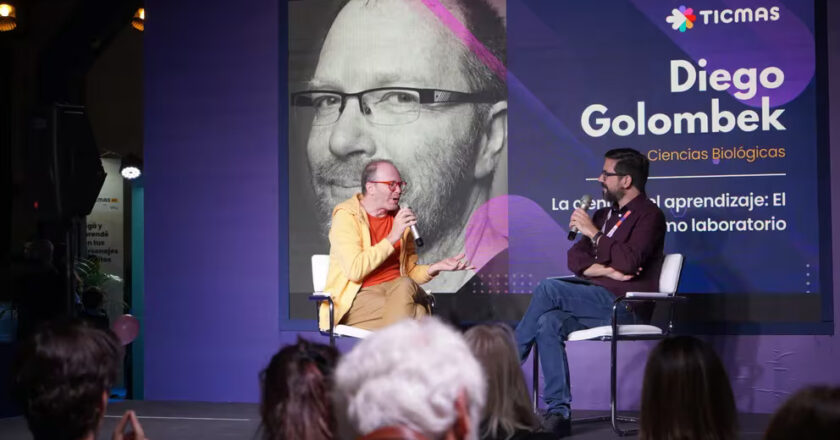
{"left": 600, "top": 170, "right": 626, "bottom": 178}
{"left": 291, "top": 87, "right": 498, "bottom": 126}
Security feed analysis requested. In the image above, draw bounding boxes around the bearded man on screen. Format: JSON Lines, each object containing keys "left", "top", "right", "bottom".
{"left": 292, "top": 0, "right": 508, "bottom": 293}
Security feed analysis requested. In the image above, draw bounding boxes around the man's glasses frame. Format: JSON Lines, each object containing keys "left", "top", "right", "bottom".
{"left": 368, "top": 180, "right": 408, "bottom": 192}
{"left": 600, "top": 170, "right": 627, "bottom": 178}
{"left": 290, "top": 87, "right": 499, "bottom": 126}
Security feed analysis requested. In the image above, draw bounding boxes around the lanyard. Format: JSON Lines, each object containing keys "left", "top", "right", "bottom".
{"left": 601, "top": 209, "right": 632, "bottom": 238}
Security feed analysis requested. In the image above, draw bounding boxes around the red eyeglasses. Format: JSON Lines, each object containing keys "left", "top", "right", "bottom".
{"left": 369, "top": 180, "right": 408, "bottom": 191}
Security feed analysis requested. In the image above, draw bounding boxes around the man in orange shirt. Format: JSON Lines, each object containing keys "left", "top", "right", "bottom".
{"left": 321, "top": 160, "right": 474, "bottom": 330}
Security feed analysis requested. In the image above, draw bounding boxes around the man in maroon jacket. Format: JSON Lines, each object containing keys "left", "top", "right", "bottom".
{"left": 514, "top": 148, "right": 665, "bottom": 437}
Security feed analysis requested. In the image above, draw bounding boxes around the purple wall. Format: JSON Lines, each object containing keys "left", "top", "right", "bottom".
{"left": 145, "top": 0, "right": 839, "bottom": 411}
{"left": 144, "top": 0, "right": 295, "bottom": 401}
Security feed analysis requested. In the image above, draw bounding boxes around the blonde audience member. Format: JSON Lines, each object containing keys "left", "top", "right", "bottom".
{"left": 465, "top": 324, "right": 554, "bottom": 440}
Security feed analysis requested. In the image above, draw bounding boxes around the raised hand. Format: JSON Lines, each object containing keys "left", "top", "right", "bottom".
{"left": 569, "top": 208, "right": 598, "bottom": 238}
{"left": 387, "top": 207, "right": 417, "bottom": 245}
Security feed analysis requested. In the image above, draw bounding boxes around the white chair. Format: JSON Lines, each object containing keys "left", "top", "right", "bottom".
{"left": 531, "top": 253, "right": 686, "bottom": 436}
{"left": 308, "top": 255, "right": 372, "bottom": 346}
{"left": 307, "top": 254, "right": 437, "bottom": 346}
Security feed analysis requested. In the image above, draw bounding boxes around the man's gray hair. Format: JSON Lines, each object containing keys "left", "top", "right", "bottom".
{"left": 333, "top": 318, "right": 486, "bottom": 439}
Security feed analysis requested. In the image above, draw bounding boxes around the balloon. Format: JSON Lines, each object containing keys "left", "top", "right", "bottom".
{"left": 111, "top": 314, "right": 140, "bottom": 346}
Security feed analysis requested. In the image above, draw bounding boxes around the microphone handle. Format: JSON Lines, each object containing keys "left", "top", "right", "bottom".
{"left": 410, "top": 225, "right": 424, "bottom": 247}
{"left": 567, "top": 195, "right": 592, "bottom": 241}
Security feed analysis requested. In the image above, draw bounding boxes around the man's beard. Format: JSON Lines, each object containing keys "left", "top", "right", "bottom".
{"left": 309, "top": 119, "right": 482, "bottom": 248}
{"left": 602, "top": 184, "right": 623, "bottom": 205}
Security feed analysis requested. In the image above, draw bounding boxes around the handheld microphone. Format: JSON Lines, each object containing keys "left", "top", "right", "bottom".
{"left": 400, "top": 204, "right": 424, "bottom": 247}
{"left": 567, "top": 194, "right": 593, "bottom": 241}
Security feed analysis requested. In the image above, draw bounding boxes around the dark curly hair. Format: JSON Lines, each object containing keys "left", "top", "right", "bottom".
{"left": 259, "top": 337, "right": 340, "bottom": 440}
{"left": 13, "top": 320, "right": 122, "bottom": 440}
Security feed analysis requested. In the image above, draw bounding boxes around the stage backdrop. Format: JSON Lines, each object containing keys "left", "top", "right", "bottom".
{"left": 286, "top": 0, "right": 832, "bottom": 334}
{"left": 144, "top": 0, "right": 840, "bottom": 411}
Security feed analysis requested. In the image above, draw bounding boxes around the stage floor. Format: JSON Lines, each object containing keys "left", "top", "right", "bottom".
{"left": 0, "top": 400, "right": 772, "bottom": 439}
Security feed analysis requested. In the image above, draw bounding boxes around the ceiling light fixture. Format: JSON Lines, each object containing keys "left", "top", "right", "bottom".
{"left": 0, "top": 3, "right": 17, "bottom": 32}
{"left": 120, "top": 154, "right": 143, "bottom": 180}
{"left": 131, "top": 8, "right": 144, "bottom": 31}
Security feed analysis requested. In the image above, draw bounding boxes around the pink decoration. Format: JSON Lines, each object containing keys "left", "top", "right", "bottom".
{"left": 418, "top": 0, "right": 507, "bottom": 80}
{"left": 112, "top": 314, "right": 140, "bottom": 346}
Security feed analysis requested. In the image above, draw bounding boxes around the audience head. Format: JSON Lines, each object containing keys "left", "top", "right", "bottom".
{"left": 13, "top": 320, "right": 122, "bottom": 440}
{"left": 464, "top": 323, "right": 537, "bottom": 439}
{"left": 259, "top": 337, "right": 340, "bottom": 440}
{"left": 333, "top": 318, "right": 486, "bottom": 440}
{"left": 764, "top": 385, "right": 840, "bottom": 440}
{"left": 640, "top": 336, "right": 737, "bottom": 440}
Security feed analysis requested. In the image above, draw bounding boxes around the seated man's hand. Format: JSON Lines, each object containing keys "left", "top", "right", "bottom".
{"left": 428, "top": 253, "right": 475, "bottom": 276}
{"left": 582, "top": 263, "right": 612, "bottom": 277}
{"left": 584, "top": 264, "right": 642, "bottom": 281}
{"left": 604, "top": 268, "right": 636, "bottom": 281}
{"left": 387, "top": 207, "right": 417, "bottom": 245}
{"left": 569, "top": 208, "right": 598, "bottom": 238}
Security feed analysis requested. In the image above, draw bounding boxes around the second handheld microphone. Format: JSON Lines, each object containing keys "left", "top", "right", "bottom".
{"left": 567, "top": 194, "right": 593, "bottom": 241}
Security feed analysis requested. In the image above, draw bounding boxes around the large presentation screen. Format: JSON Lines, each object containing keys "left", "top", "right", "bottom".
{"left": 286, "top": 0, "right": 831, "bottom": 334}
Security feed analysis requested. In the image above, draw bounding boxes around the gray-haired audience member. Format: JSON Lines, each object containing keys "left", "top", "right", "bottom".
{"left": 333, "top": 318, "right": 486, "bottom": 440}
{"left": 640, "top": 336, "right": 737, "bottom": 440}
{"left": 764, "top": 385, "right": 840, "bottom": 440}
{"left": 13, "top": 320, "right": 146, "bottom": 440}
{"left": 464, "top": 324, "right": 553, "bottom": 440}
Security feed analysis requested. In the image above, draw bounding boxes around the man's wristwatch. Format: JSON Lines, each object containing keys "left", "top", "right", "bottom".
{"left": 591, "top": 231, "right": 603, "bottom": 246}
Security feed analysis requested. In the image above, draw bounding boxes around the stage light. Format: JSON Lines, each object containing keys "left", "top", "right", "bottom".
{"left": 131, "top": 8, "right": 144, "bottom": 31}
{"left": 120, "top": 155, "right": 143, "bottom": 180}
{"left": 0, "top": 3, "right": 17, "bottom": 32}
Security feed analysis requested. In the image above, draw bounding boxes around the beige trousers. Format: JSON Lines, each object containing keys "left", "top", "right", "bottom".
{"left": 341, "top": 276, "right": 431, "bottom": 330}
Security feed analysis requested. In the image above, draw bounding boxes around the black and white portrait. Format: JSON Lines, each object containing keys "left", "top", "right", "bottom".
{"left": 288, "top": 0, "right": 508, "bottom": 315}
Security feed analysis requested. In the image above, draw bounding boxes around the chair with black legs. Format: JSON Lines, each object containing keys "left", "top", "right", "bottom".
{"left": 531, "top": 253, "right": 686, "bottom": 436}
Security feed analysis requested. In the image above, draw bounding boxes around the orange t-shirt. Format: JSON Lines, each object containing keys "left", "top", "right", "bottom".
{"left": 361, "top": 212, "right": 401, "bottom": 288}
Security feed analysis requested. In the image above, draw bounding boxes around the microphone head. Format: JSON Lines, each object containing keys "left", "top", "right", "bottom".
{"left": 581, "top": 194, "right": 592, "bottom": 209}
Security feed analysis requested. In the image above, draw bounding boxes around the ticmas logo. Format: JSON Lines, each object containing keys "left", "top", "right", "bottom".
{"left": 666, "top": 6, "right": 696, "bottom": 32}
{"left": 666, "top": 5, "right": 780, "bottom": 32}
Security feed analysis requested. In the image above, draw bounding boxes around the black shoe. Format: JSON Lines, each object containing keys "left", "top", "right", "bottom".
{"left": 540, "top": 412, "right": 571, "bottom": 438}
